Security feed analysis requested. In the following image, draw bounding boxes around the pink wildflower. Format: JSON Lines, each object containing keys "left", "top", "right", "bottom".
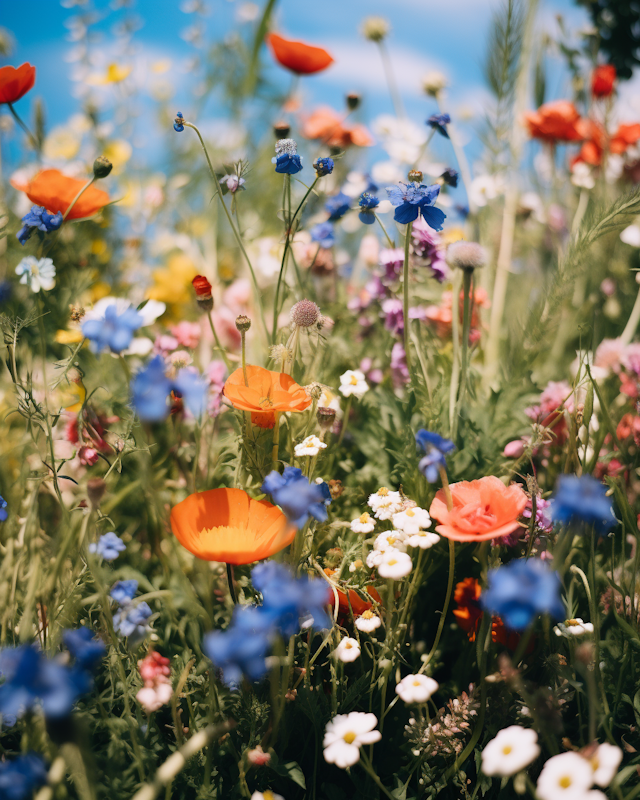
{"left": 170, "top": 321, "right": 201, "bottom": 349}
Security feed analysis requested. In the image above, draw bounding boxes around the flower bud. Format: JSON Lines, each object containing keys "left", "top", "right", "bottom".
{"left": 446, "top": 241, "right": 488, "bottom": 271}
{"left": 362, "top": 16, "right": 390, "bottom": 42}
{"left": 328, "top": 478, "right": 344, "bottom": 499}
{"left": 273, "top": 120, "right": 291, "bottom": 139}
{"left": 192, "top": 275, "right": 213, "bottom": 312}
{"left": 93, "top": 157, "right": 113, "bottom": 179}
{"left": 305, "top": 382, "right": 323, "bottom": 400}
{"left": 346, "top": 92, "right": 361, "bottom": 110}
{"left": 235, "top": 314, "right": 251, "bottom": 333}
{"left": 317, "top": 406, "right": 336, "bottom": 430}
{"left": 421, "top": 71, "right": 448, "bottom": 97}
{"left": 408, "top": 169, "right": 423, "bottom": 184}
{"left": 87, "top": 477, "right": 107, "bottom": 509}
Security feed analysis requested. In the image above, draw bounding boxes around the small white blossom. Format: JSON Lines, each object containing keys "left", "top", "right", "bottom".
{"left": 348, "top": 559, "right": 364, "bottom": 573}
{"left": 334, "top": 637, "right": 361, "bottom": 663}
{"left": 294, "top": 435, "right": 327, "bottom": 458}
{"left": 339, "top": 369, "right": 369, "bottom": 399}
{"left": 15, "top": 256, "right": 56, "bottom": 292}
{"left": 251, "top": 792, "right": 284, "bottom": 800}
{"left": 536, "top": 752, "right": 594, "bottom": 800}
{"left": 395, "top": 674, "right": 438, "bottom": 704}
{"left": 590, "top": 743, "right": 623, "bottom": 787}
{"left": 355, "top": 610, "right": 382, "bottom": 633}
{"left": 368, "top": 487, "right": 402, "bottom": 511}
{"left": 374, "top": 530, "right": 407, "bottom": 552}
{"left": 554, "top": 618, "right": 595, "bottom": 638}
{"left": 481, "top": 726, "right": 540, "bottom": 777}
{"left": 350, "top": 512, "right": 375, "bottom": 534}
{"left": 571, "top": 161, "right": 595, "bottom": 190}
{"left": 377, "top": 548, "right": 413, "bottom": 579}
{"left": 405, "top": 530, "right": 441, "bottom": 549}
{"left": 323, "top": 712, "right": 381, "bottom": 769}
{"left": 392, "top": 506, "right": 431, "bottom": 535}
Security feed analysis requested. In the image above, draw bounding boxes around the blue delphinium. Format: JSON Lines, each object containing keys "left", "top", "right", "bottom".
{"left": 113, "top": 602, "right": 152, "bottom": 645}
{"left": 0, "top": 495, "right": 7, "bottom": 522}
{"left": 17, "top": 205, "right": 63, "bottom": 246}
{"left": 310, "top": 221, "right": 335, "bottom": 249}
{"left": 0, "top": 753, "right": 48, "bottom": 800}
{"left": 203, "top": 606, "right": 274, "bottom": 687}
{"left": 82, "top": 303, "right": 143, "bottom": 354}
{"left": 0, "top": 644, "right": 92, "bottom": 720}
{"left": 415, "top": 429, "right": 455, "bottom": 483}
{"left": 440, "top": 168, "right": 459, "bottom": 188}
{"left": 88, "top": 531, "right": 126, "bottom": 562}
{"left": 313, "top": 157, "right": 334, "bottom": 177}
{"left": 550, "top": 474, "right": 616, "bottom": 535}
{"left": 325, "top": 192, "right": 351, "bottom": 222}
{"left": 481, "top": 559, "right": 564, "bottom": 631}
{"left": 272, "top": 138, "right": 303, "bottom": 175}
{"left": 261, "top": 466, "right": 331, "bottom": 528}
{"left": 110, "top": 579, "right": 138, "bottom": 605}
{"left": 427, "top": 113, "right": 451, "bottom": 138}
{"left": 173, "top": 111, "right": 185, "bottom": 132}
{"left": 386, "top": 182, "right": 446, "bottom": 229}
{"left": 131, "top": 355, "right": 208, "bottom": 423}
{"left": 62, "top": 627, "right": 106, "bottom": 672}
{"left": 358, "top": 192, "right": 380, "bottom": 224}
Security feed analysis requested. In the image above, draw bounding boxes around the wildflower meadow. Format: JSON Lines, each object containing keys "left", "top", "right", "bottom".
{"left": 3, "top": 0, "right": 640, "bottom": 798}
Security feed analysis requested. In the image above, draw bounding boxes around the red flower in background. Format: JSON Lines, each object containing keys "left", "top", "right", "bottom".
{"left": 574, "top": 121, "right": 640, "bottom": 167}
{"left": 301, "top": 107, "right": 374, "bottom": 148}
{"left": 267, "top": 33, "right": 334, "bottom": 75}
{"left": 592, "top": 64, "right": 616, "bottom": 98}
{"left": 523, "top": 100, "right": 588, "bottom": 143}
{"left": 0, "top": 63, "right": 36, "bottom": 104}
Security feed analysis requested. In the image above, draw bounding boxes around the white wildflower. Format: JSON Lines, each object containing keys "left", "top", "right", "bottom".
{"left": 355, "top": 609, "right": 382, "bottom": 633}
{"left": 294, "top": 435, "right": 327, "bottom": 458}
{"left": 481, "top": 726, "right": 540, "bottom": 777}
{"left": 339, "top": 369, "right": 369, "bottom": 399}
{"left": 536, "top": 752, "right": 594, "bottom": 800}
{"left": 377, "top": 548, "right": 412, "bottom": 579}
{"left": 334, "top": 637, "right": 361, "bottom": 663}
{"left": 392, "top": 506, "right": 431, "bottom": 535}
{"left": 15, "top": 256, "right": 56, "bottom": 292}
{"left": 554, "top": 618, "right": 594, "bottom": 638}
{"left": 323, "top": 712, "right": 381, "bottom": 769}
{"left": 350, "top": 512, "right": 375, "bottom": 534}
{"left": 395, "top": 674, "right": 439, "bottom": 704}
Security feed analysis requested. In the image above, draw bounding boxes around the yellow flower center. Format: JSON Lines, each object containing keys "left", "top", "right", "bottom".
{"left": 377, "top": 487, "right": 389, "bottom": 496}
{"left": 566, "top": 619, "right": 580, "bottom": 626}
{"left": 388, "top": 558, "right": 397, "bottom": 566}
{"left": 343, "top": 732, "right": 356, "bottom": 744}
{"left": 406, "top": 509, "right": 415, "bottom": 517}
{"left": 386, "top": 536, "right": 396, "bottom": 545}
{"left": 559, "top": 777, "right": 572, "bottom": 789}
{"left": 502, "top": 745, "right": 512, "bottom": 755}
{"left": 362, "top": 610, "right": 374, "bottom": 619}
{"left": 354, "top": 559, "right": 363, "bottom": 569}
{"left": 359, "top": 512, "right": 371, "bottom": 523}
{"left": 344, "top": 641, "right": 353, "bottom": 649}
{"left": 350, "top": 375, "right": 359, "bottom": 385}
{"left": 264, "top": 793, "right": 275, "bottom": 800}
{"left": 413, "top": 680, "right": 422, "bottom": 687}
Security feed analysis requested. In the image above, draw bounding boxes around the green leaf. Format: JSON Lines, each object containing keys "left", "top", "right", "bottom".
{"left": 271, "top": 760, "right": 306, "bottom": 790}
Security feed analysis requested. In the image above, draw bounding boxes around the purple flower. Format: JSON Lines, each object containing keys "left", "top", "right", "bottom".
{"left": 415, "top": 429, "right": 455, "bottom": 483}
{"left": 113, "top": 602, "right": 152, "bottom": 644}
{"left": 17, "top": 205, "right": 63, "bottom": 246}
{"left": 173, "top": 111, "right": 185, "bottom": 132}
{"left": 390, "top": 342, "right": 410, "bottom": 386}
{"left": 427, "top": 113, "right": 451, "bottom": 138}
{"left": 381, "top": 297, "right": 404, "bottom": 336}
{"left": 261, "top": 466, "right": 331, "bottom": 528}
{"left": 325, "top": 192, "right": 351, "bottom": 221}
{"left": 82, "top": 303, "right": 143, "bottom": 354}
{"left": 311, "top": 221, "right": 335, "bottom": 249}
{"left": 88, "top": 531, "right": 125, "bottom": 561}
{"left": 131, "top": 355, "right": 208, "bottom": 422}
{"left": 62, "top": 627, "right": 106, "bottom": 672}
{"left": 0, "top": 753, "right": 48, "bottom": 800}
{"left": 379, "top": 248, "right": 404, "bottom": 284}
{"left": 203, "top": 606, "right": 274, "bottom": 687}
{"left": 110, "top": 580, "right": 138, "bottom": 605}
{"left": 313, "top": 157, "right": 334, "bottom": 177}
{"left": 551, "top": 474, "right": 616, "bottom": 535}
{"left": 358, "top": 192, "right": 380, "bottom": 224}
{"left": 411, "top": 216, "right": 448, "bottom": 282}
{"left": 386, "top": 182, "right": 446, "bottom": 228}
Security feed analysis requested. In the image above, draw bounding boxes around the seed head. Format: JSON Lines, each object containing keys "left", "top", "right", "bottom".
{"left": 305, "top": 382, "right": 324, "bottom": 400}
{"left": 362, "top": 16, "right": 390, "bottom": 42}
{"left": 275, "top": 138, "right": 298, "bottom": 157}
{"left": 408, "top": 169, "right": 423, "bottom": 184}
{"left": 273, "top": 120, "right": 291, "bottom": 139}
{"left": 446, "top": 241, "right": 488, "bottom": 271}
{"left": 346, "top": 92, "right": 361, "bottom": 110}
{"left": 290, "top": 299, "right": 320, "bottom": 328}
{"left": 317, "top": 406, "right": 336, "bottom": 430}
{"left": 421, "top": 71, "right": 448, "bottom": 97}
{"left": 235, "top": 314, "right": 251, "bottom": 333}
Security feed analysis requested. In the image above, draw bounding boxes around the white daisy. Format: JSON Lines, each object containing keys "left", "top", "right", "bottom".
{"left": 334, "top": 637, "right": 361, "bottom": 663}
{"left": 294, "top": 435, "right": 327, "bottom": 458}
{"left": 481, "top": 726, "right": 540, "bottom": 777}
{"left": 355, "top": 610, "right": 382, "bottom": 633}
{"left": 15, "top": 256, "right": 56, "bottom": 292}
{"left": 323, "top": 712, "right": 381, "bottom": 769}
{"left": 351, "top": 512, "right": 375, "bottom": 534}
{"left": 368, "top": 487, "right": 402, "bottom": 511}
{"left": 392, "top": 506, "right": 431, "bottom": 535}
{"left": 339, "top": 369, "right": 369, "bottom": 399}
{"left": 251, "top": 792, "right": 284, "bottom": 800}
{"left": 589, "top": 743, "right": 623, "bottom": 787}
{"left": 536, "top": 752, "right": 594, "bottom": 800}
{"left": 554, "top": 618, "right": 595, "bottom": 638}
{"left": 405, "top": 530, "right": 441, "bottom": 549}
{"left": 377, "top": 548, "right": 413, "bottom": 579}
{"left": 374, "top": 530, "right": 407, "bottom": 552}
{"left": 395, "top": 674, "right": 439, "bottom": 704}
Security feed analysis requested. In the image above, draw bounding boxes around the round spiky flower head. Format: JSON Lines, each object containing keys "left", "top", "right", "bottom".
{"left": 362, "top": 16, "right": 390, "bottom": 42}
{"left": 275, "top": 138, "right": 298, "bottom": 157}
{"left": 290, "top": 299, "right": 320, "bottom": 328}
{"left": 93, "top": 156, "right": 113, "bottom": 179}
{"left": 408, "top": 169, "right": 423, "bottom": 184}
{"left": 304, "top": 381, "right": 324, "bottom": 400}
{"left": 273, "top": 120, "right": 291, "bottom": 139}
{"left": 422, "top": 71, "right": 448, "bottom": 97}
{"left": 269, "top": 343, "right": 293, "bottom": 365}
{"left": 235, "top": 314, "right": 251, "bottom": 333}
{"left": 446, "top": 241, "right": 488, "bottom": 271}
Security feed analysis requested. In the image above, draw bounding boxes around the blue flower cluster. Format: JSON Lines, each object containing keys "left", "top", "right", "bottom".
{"left": 88, "top": 531, "right": 125, "bottom": 561}
{"left": 110, "top": 580, "right": 152, "bottom": 646}
{"left": 358, "top": 192, "right": 380, "bottom": 225}
{"left": 174, "top": 111, "right": 185, "bottom": 132}
{"left": 0, "top": 753, "right": 48, "bottom": 800}
{"left": 16, "top": 205, "right": 63, "bottom": 246}
{"left": 386, "top": 182, "right": 446, "bottom": 228}
{"left": 415, "top": 429, "right": 455, "bottom": 483}
{"left": 325, "top": 192, "right": 351, "bottom": 222}
{"left": 551, "top": 474, "right": 616, "bottom": 535}
{"left": 0, "top": 628, "right": 104, "bottom": 721}
{"left": 310, "top": 221, "right": 335, "bottom": 249}
{"left": 427, "top": 113, "right": 451, "bottom": 138}
{"left": 131, "top": 354, "right": 209, "bottom": 423}
{"left": 0, "top": 495, "right": 7, "bottom": 522}
{"left": 313, "top": 157, "right": 334, "bottom": 177}
{"left": 481, "top": 558, "right": 564, "bottom": 631}
{"left": 261, "top": 467, "right": 331, "bottom": 528}
{"left": 82, "top": 303, "right": 143, "bottom": 354}
{"left": 203, "top": 563, "right": 331, "bottom": 687}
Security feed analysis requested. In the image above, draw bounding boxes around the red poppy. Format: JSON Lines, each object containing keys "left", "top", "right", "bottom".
{"left": 192, "top": 275, "right": 212, "bottom": 297}
{"left": 267, "top": 33, "right": 334, "bottom": 75}
{"left": 574, "top": 121, "right": 640, "bottom": 167}
{"left": 0, "top": 63, "right": 36, "bottom": 105}
{"left": 592, "top": 64, "right": 616, "bottom": 98}
{"left": 523, "top": 100, "right": 588, "bottom": 143}
{"left": 12, "top": 169, "right": 110, "bottom": 220}
{"left": 301, "top": 107, "right": 374, "bottom": 148}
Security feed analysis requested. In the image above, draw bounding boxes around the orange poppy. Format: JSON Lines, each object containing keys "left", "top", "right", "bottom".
{"left": 223, "top": 365, "right": 312, "bottom": 429}
{"left": 429, "top": 476, "right": 527, "bottom": 543}
{"left": 301, "top": 107, "right": 374, "bottom": 149}
{"left": 592, "top": 64, "right": 616, "bottom": 98}
{"left": 170, "top": 487, "right": 296, "bottom": 564}
{"left": 523, "top": 100, "right": 588, "bottom": 143}
{"left": 12, "top": 169, "right": 110, "bottom": 220}
{"left": 573, "top": 121, "right": 640, "bottom": 167}
{"left": 0, "top": 63, "right": 36, "bottom": 105}
{"left": 267, "top": 33, "right": 334, "bottom": 75}
{"left": 337, "top": 586, "right": 383, "bottom": 619}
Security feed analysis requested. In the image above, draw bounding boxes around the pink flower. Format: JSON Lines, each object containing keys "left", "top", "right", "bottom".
{"left": 207, "top": 359, "right": 227, "bottom": 387}
{"left": 78, "top": 446, "right": 99, "bottom": 466}
{"left": 503, "top": 439, "right": 526, "bottom": 458}
{"left": 594, "top": 337, "right": 625, "bottom": 374}
{"left": 224, "top": 278, "right": 252, "bottom": 309}
{"left": 623, "top": 343, "right": 640, "bottom": 376}
{"left": 358, "top": 234, "right": 379, "bottom": 266}
{"left": 539, "top": 380, "right": 574, "bottom": 416}
{"left": 136, "top": 682, "right": 173, "bottom": 713}
{"left": 170, "top": 321, "right": 201, "bottom": 349}
{"left": 247, "top": 746, "right": 271, "bottom": 767}
{"left": 154, "top": 334, "right": 179, "bottom": 354}
{"left": 136, "top": 652, "right": 173, "bottom": 713}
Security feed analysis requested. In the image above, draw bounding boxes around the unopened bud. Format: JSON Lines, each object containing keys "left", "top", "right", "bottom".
{"left": 362, "top": 16, "right": 390, "bottom": 42}
{"left": 421, "top": 71, "right": 448, "bottom": 97}
{"left": 93, "top": 156, "right": 113, "bottom": 179}
{"left": 273, "top": 120, "right": 291, "bottom": 139}
{"left": 192, "top": 275, "right": 214, "bottom": 312}
{"left": 317, "top": 406, "right": 336, "bottom": 430}
{"left": 87, "top": 478, "right": 107, "bottom": 509}
{"left": 408, "top": 169, "right": 423, "bottom": 183}
{"left": 235, "top": 315, "right": 251, "bottom": 333}
{"left": 346, "top": 92, "right": 361, "bottom": 110}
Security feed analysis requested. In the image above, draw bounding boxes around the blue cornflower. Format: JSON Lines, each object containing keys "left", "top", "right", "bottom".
{"left": 82, "top": 303, "right": 143, "bottom": 354}
{"left": 203, "top": 606, "right": 274, "bottom": 687}
{"left": 415, "top": 429, "right": 455, "bottom": 483}
{"left": 551, "top": 474, "right": 616, "bottom": 535}
{"left": 16, "top": 205, "right": 63, "bottom": 246}
{"left": 261, "top": 466, "right": 331, "bottom": 528}
{"left": 88, "top": 531, "right": 125, "bottom": 562}
{"left": 0, "top": 495, "right": 7, "bottom": 522}
{"left": 310, "top": 221, "right": 335, "bottom": 249}
{"left": 62, "top": 627, "right": 106, "bottom": 672}
{"left": 386, "top": 182, "right": 446, "bottom": 229}
{"left": 481, "top": 559, "right": 564, "bottom": 631}
{"left": 110, "top": 579, "right": 138, "bottom": 605}
{"left": 131, "top": 355, "right": 209, "bottom": 422}
{"left": 313, "top": 157, "right": 334, "bottom": 177}
{"left": 0, "top": 644, "right": 92, "bottom": 720}
{"left": 113, "top": 602, "right": 152, "bottom": 644}
{"left": 325, "top": 192, "right": 351, "bottom": 222}
{"left": 427, "top": 113, "right": 451, "bottom": 138}
{"left": 0, "top": 753, "right": 48, "bottom": 800}
{"left": 358, "top": 192, "right": 380, "bottom": 225}
{"left": 440, "top": 168, "right": 459, "bottom": 188}
{"left": 174, "top": 111, "right": 184, "bottom": 132}
{"left": 272, "top": 138, "right": 303, "bottom": 175}
{"left": 251, "top": 562, "right": 332, "bottom": 637}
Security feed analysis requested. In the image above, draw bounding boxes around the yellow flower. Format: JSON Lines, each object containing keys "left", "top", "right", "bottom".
{"left": 43, "top": 127, "right": 81, "bottom": 160}
{"left": 87, "top": 63, "right": 132, "bottom": 86}
{"left": 102, "top": 140, "right": 132, "bottom": 175}
{"left": 53, "top": 369, "right": 87, "bottom": 414}
{"left": 441, "top": 228, "right": 465, "bottom": 245}
{"left": 55, "top": 329, "right": 84, "bottom": 345}
{"left": 147, "top": 253, "right": 197, "bottom": 309}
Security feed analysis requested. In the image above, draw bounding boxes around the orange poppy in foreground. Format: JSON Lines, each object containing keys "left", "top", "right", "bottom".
{"left": 429, "top": 475, "right": 527, "bottom": 543}
{"left": 223, "top": 365, "right": 312, "bottom": 429}
{"left": 0, "top": 63, "right": 36, "bottom": 105}
{"left": 267, "top": 33, "right": 334, "bottom": 75}
{"left": 12, "top": 169, "right": 110, "bottom": 220}
{"left": 170, "top": 487, "right": 296, "bottom": 564}
{"left": 523, "top": 100, "right": 588, "bottom": 143}
{"left": 301, "top": 107, "right": 374, "bottom": 149}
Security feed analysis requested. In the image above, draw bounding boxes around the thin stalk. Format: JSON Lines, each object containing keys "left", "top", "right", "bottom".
{"left": 374, "top": 213, "right": 395, "bottom": 249}
{"left": 620, "top": 284, "right": 640, "bottom": 346}
{"left": 336, "top": 396, "right": 352, "bottom": 447}
{"left": 448, "top": 271, "right": 462, "bottom": 438}
{"left": 7, "top": 103, "right": 38, "bottom": 150}
{"left": 226, "top": 563, "right": 237, "bottom": 605}
{"left": 62, "top": 176, "right": 96, "bottom": 221}
{"left": 403, "top": 221, "right": 413, "bottom": 372}
{"left": 207, "top": 313, "right": 232, "bottom": 371}
{"left": 271, "top": 412, "right": 281, "bottom": 471}
{"left": 453, "top": 268, "right": 473, "bottom": 433}
{"left": 377, "top": 41, "right": 405, "bottom": 119}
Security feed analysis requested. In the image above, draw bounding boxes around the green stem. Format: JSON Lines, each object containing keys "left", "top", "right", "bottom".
{"left": 359, "top": 751, "right": 395, "bottom": 800}
{"left": 454, "top": 267, "right": 473, "bottom": 430}
{"left": 207, "top": 313, "right": 232, "bottom": 371}
{"left": 62, "top": 176, "right": 96, "bottom": 221}
{"left": 377, "top": 41, "right": 405, "bottom": 119}
{"left": 336, "top": 396, "right": 352, "bottom": 447}
{"left": 374, "top": 214, "right": 395, "bottom": 249}
{"left": 271, "top": 412, "right": 281, "bottom": 471}
{"left": 8, "top": 103, "right": 38, "bottom": 150}
{"left": 403, "top": 220, "right": 413, "bottom": 372}
{"left": 421, "top": 536, "right": 455, "bottom": 671}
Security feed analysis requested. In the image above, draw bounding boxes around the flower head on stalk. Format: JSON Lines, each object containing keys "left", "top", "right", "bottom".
{"left": 110, "top": 580, "right": 139, "bottom": 605}
{"left": 0, "top": 753, "right": 47, "bottom": 800}
{"left": 386, "top": 181, "right": 446, "bottom": 228}
{"left": 427, "top": 113, "right": 451, "bottom": 138}
{"left": 313, "top": 156, "right": 334, "bottom": 177}
{"left": 323, "top": 712, "right": 381, "bottom": 768}
{"left": 325, "top": 192, "right": 351, "bottom": 221}
{"left": 550, "top": 474, "right": 616, "bottom": 535}
{"left": 62, "top": 627, "right": 106, "bottom": 672}
{"left": 204, "top": 605, "right": 273, "bottom": 687}
{"left": 0, "top": 62, "right": 36, "bottom": 104}
{"left": 82, "top": 303, "right": 143, "bottom": 353}
{"left": 88, "top": 531, "right": 126, "bottom": 561}
{"left": 131, "top": 355, "right": 209, "bottom": 422}
{"left": 261, "top": 466, "right": 331, "bottom": 528}
{"left": 173, "top": 111, "right": 184, "bottom": 132}
{"left": 358, "top": 192, "right": 380, "bottom": 224}
{"left": 415, "top": 429, "right": 455, "bottom": 482}
{"left": 311, "top": 221, "right": 335, "bottom": 249}
{"left": 16, "top": 205, "right": 63, "bottom": 245}
{"left": 272, "top": 138, "right": 303, "bottom": 175}
{"left": 439, "top": 168, "right": 459, "bottom": 187}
